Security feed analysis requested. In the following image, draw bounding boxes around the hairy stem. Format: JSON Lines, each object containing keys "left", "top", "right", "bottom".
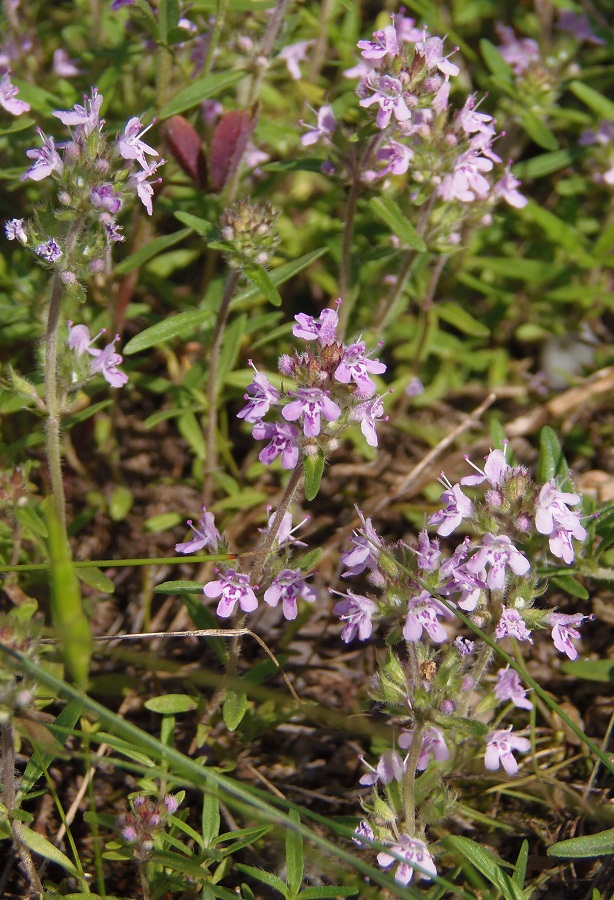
{"left": 202, "top": 0, "right": 230, "bottom": 77}
{"left": 203, "top": 269, "right": 240, "bottom": 506}
{"left": 224, "top": 0, "right": 291, "bottom": 205}
{"left": 251, "top": 462, "right": 303, "bottom": 585}
{"left": 1, "top": 719, "right": 44, "bottom": 896}
{"left": 44, "top": 218, "right": 84, "bottom": 534}
{"left": 402, "top": 720, "right": 426, "bottom": 835}
{"left": 337, "top": 172, "right": 360, "bottom": 340}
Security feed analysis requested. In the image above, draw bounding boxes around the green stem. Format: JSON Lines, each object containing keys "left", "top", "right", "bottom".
{"left": 251, "top": 462, "right": 303, "bottom": 585}
{"left": 155, "top": 41, "right": 173, "bottom": 112}
{"left": 337, "top": 171, "right": 360, "bottom": 340}
{"left": 44, "top": 218, "right": 85, "bottom": 534}
{"left": 223, "top": 0, "right": 291, "bottom": 205}
{"left": 402, "top": 720, "right": 426, "bottom": 835}
{"left": 2, "top": 719, "right": 44, "bottom": 896}
{"left": 202, "top": 0, "right": 229, "bottom": 77}
{"left": 203, "top": 269, "right": 240, "bottom": 506}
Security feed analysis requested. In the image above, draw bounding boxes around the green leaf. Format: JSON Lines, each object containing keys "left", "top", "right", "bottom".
{"left": 235, "top": 864, "right": 289, "bottom": 895}
{"left": 370, "top": 195, "right": 427, "bottom": 251}
{"left": 14, "top": 505, "right": 48, "bottom": 538}
{"left": 47, "top": 507, "right": 91, "bottom": 689}
{"left": 243, "top": 264, "right": 283, "bottom": 307}
{"left": 223, "top": 690, "right": 248, "bottom": 732}
{"left": 569, "top": 81, "right": 614, "bottom": 122}
{"left": 304, "top": 451, "right": 325, "bottom": 502}
{"left": 203, "top": 775, "right": 221, "bottom": 848}
{"left": 512, "top": 840, "right": 529, "bottom": 888}
{"left": 109, "top": 486, "right": 134, "bottom": 521}
{"left": 286, "top": 810, "right": 304, "bottom": 897}
{"left": 21, "top": 825, "right": 79, "bottom": 875}
{"left": 299, "top": 890, "right": 359, "bottom": 899}
{"left": 19, "top": 699, "right": 84, "bottom": 798}
{"left": 114, "top": 228, "right": 192, "bottom": 275}
{"left": 145, "top": 693, "right": 197, "bottom": 714}
{"left": 76, "top": 566, "right": 115, "bottom": 594}
{"left": 178, "top": 410, "right": 206, "bottom": 459}
{"left": 445, "top": 836, "right": 525, "bottom": 900}
{"left": 231, "top": 249, "right": 329, "bottom": 309}
{"left": 561, "top": 659, "right": 614, "bottom": 682}
{"left": 154, "top": 580, "right": 205, "bottom": 594}
{"left": 521, "top": 202, "right": 590, "bottom": 259}
{"left": 124, "top": 308, "right": 214, "bottom": 355}
{"left": 547, "top": 828, "right": 614, "bottom": 858}
{"left": 551, "top": 574, "right": 589, "bottom": 600}
{"left": 521, "top": 113, "right": 558, "bottom": 151}
{"left": 174, "top": 211, "right": 215, "bottom": 238}
{"left": 479, "top": 38, "right": 513, "bottom": 81}
{"left": 216, "top": 314, "right": 247, "bottom": 392}
{"left": 151, "top": 849, "right": 211, "bottom": 879}
{"left": 159, "top": 70, "right": 246, "bottom": 119}
{"left": 537, "top": 426, "right": 570, "bottom": 483}
{"left": 144, "top": 512, "right": 185, "bottom": 531}
{"left": 513, "top": 149, "right": 575, "bottom": 180}
{"left": 437, "top": 302, "right": 490, "bottom": 337}
{"left": 158, "top": 0, "right": 180, "bottom": 43}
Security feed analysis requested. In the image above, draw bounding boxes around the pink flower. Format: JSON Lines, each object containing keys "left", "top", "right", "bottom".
{"left": 119, "top": 117, "right": 159, "bottom": 167}
{"left": 495, "top": 607, "right": 533, "bottom": 643}
{"left": 376, "top": 140, "right": 413, "bottom": 177}
{"left": 300, "top": 104, "right": 335, "bottom": 147}
{"left": 334, "top": 340, "right": 386, "bottom": 397}
{"left": 377, "top": 834, "right": 437, "bottom": 885}
{"left": 53, "top": 49, "right": 81, "bottom": 78}
{"left": 495, "top": 24, "right": 540, "bottom": 75}
{"left": 415, "top": 36, "right": 460, "bottom": 77}
{"left": 485, "top": 727, "right": 530, "bottom": 775}
{"left": 359, "top": 74, "right": 412, "bottom": 130}
{"left": 203, "top": 568, "right": 258, "bottom": 618}
{"left": 292, "top": 307, "right": 338, "bottom": 345}
{"left": 535, "top": 481, "right": 586, "bottom": 564}
{"left": 545, "top": 612, "right": 593, "bottom": 660}
{"left": 359, "top": 749, "right": 404, "bottom": 786}
{"left": 282, "top": 387, "right": 341, "bottom": 437}
{"left": 263, "top": 569, "right": 316, "bottom": 621}
{"left": 89, "top": 335, "right": 128, "bottom": 387}
{"left": 252, "top": 420, "right": 300, "bottom": 469}
{"left": 237, "top": 361, "right": 280, "bottom": 423}
{"left": 175, "top": 506, "right": 221, "bottom": 554}
{"left": 398, "top": 726, "right": 450, "bottom": 770}
{"left": 357, "top": 25, "right": 399, "bottom": 60}
{"left": 278, "top": 40, "right": 313, "bottom": 80}
{"left": 129, "top": 158, "right": 165, "bottom": 215}
{"left": 341, "top": 510, "right": 381, "bottom": 577}
{"left": 494, "top": 667, "right": 533, "bottom": 710}
{"left": 0, "top": 70, "right": 29, "bottom": 115}
{"left": 428, "top": 475, "right": 473, "bottom": 536}
{"left": 54, "top": 87, "right": 103, "bottom": 136}
{"left": 404, "top": 590, "right": 451, "bottom": 643}
{"left": 465, "top": 533, "right": 530, "bottom": 591}
{"left": 22, "top": 129, "right": 63, "bottom": 182}
{"left": 352, "top": 394, "right": 387, "bottom": 447}
{"left": 333, "top": 589, "right": 377, "bottom": 642}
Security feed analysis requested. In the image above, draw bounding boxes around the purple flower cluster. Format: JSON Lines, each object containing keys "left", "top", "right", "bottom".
{"left": 341, "top": 17, "right": 528, "bottom": 223}
{"left": 117, "top": 793, "right": 179, "bottom": 859}
{"left": 11, "top": 88, "right": 165, "bottom": 277}
{"left": 240, "top": 306, "right": 388, "bottom": 469}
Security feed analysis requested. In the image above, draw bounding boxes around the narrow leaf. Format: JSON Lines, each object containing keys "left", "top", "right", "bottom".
{"left": 159, "top": 70, "right": 245, "bottom": 119}
{"left": 145, "top": 694, "right": 197, "bottom": 714}
{"left": 479, "top": 38, "right": 513, "bottom": 81}
{"left": 537, "top": 426, "right": 569, "bottom": 483}
{"left": 223, "top": 690, "right": 248, "bottom": 731}
{"left": 165, "top": 116, "right": 208, "bottom": 188}
{"left": 512, "top": 840, "right": 529, "bottom": 888}
{"left": 370, "top": 195, "right": 427, "bottom": 251}
{"left": 446, "top": 836, "right": 525, "bottom": 900}
{"left": 243, "top": 264, "right": 283, "bottom": 307}
{"left": 210, "top": 110, "right": 254, "bottom": 191}
{"left": 203, "top": 774, "right": 221, "bottom": 848}
{"left": 438, "top": 302, "right": 490, "bottom": 337}
{"left": 76, "top": 566, "right": 115, "bottom": 594}
{"left": 21, "top": 826, "right": 79, "bottom": 875}
{"left": 547, "top": 828, "right": 614, "bottom": 858}
{"left": 231, "top": 249, "right": 329, "bottom": 309}
{"left": 569, "top": 81, "right": 614, "bottom": 121}
{"left": 286, "top": 809, "right": 304, "bottom": 896}
{"left": 158, "top": 0, "right": 180, "bottom": 43}
{"left": 114, "top": 228, "right": 192, "bottom": 275}
{"left": 561, "top": 660, "right": 614, "bottom": 682}
{"left": 521, "top": 113, "right": 558, "bottom": 151}
{"left": 304, "top": 450, "right": 325, "bottom": 502}
{"left": 19, "top": 699, "right": 84, "bottom": 797}
{"left": 123, "top": 308, "right": 214, "bottom": 355}
{"left": 48, "top": 507, "right": 91, "bottom": 688}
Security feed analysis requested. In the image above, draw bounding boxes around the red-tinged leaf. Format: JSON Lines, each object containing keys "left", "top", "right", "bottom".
{"left": 164, "top": 115, "right": 207, "bottom": 188}
{"left": 210, "top": 110, "right": 253, "bottom": 192}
